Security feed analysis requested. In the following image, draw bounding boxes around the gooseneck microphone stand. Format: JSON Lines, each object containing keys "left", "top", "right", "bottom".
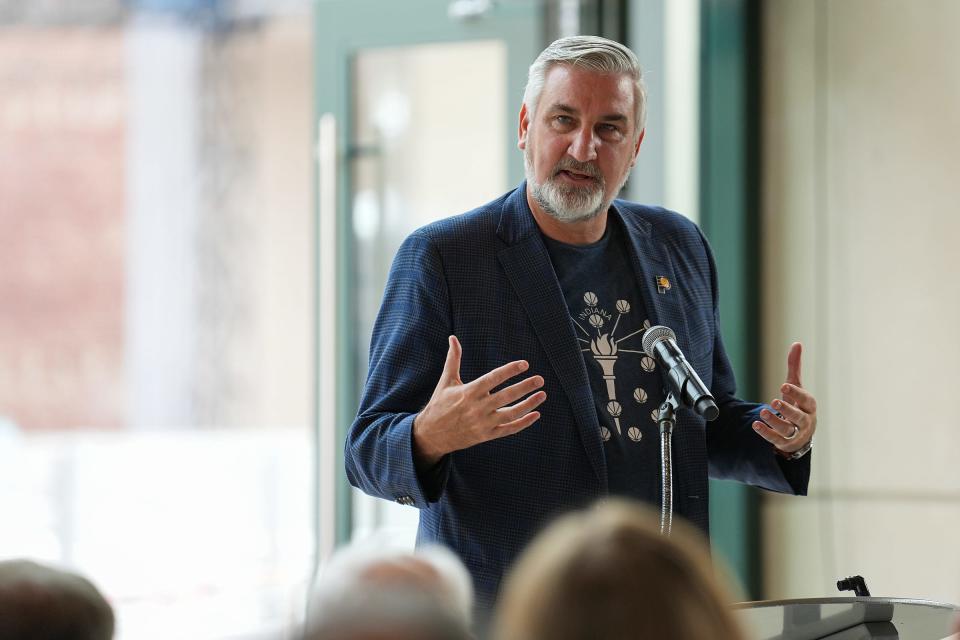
{"left": 657, "top": 392, "right": 680, "bottom": 535}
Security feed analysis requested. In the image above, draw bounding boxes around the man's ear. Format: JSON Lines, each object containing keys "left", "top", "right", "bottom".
{"left": 630, "top": 128, "right": 645, "bottom": 166}
{"left": 518, "top": 103, "right": 530, "bottom": 150}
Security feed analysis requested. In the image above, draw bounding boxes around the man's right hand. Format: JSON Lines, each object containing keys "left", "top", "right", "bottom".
{"left": 412, "top": 335, "right": 547, "bottom": 467}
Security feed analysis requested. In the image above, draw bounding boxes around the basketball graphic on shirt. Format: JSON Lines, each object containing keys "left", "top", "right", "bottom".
{"left": 584, "top": 292, "right": 599, "bottom": 306}
{"left": 600, "top": 426, "right": 611, "bottom": 442}
{"left": 627, "top": 427, "right": 642, "bottom": 442}
{"left": 606, "top": 400, "right": 622, "bottom": 418}
{"left": 633, "top": 387, "right": 648, "bottom": 404}
{"left": 650, "top": 408, "right": 659, "bottom": 422}
{"left": 640, "top": 356, "right": 656, "bottom": 372}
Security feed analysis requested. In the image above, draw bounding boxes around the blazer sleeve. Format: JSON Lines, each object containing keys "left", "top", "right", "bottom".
{"left": 698, "top": 229, "right": 811, "bottom": 496}
{"left": 344, "top": 232, "right": 454, "bottom": 508}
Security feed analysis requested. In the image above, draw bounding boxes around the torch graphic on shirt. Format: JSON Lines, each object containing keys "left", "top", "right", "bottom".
{"left": 591, "top": 326, "right": 621, "bottom": 433}
{"left": 574, "top": 292, "right": 653, "bottom": 438}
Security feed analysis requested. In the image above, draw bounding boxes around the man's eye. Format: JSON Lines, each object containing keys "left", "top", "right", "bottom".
{"left": 554, "top": 115, "right": 573, "bottom": 125}
{"left": 599, "top": 124, "right": 621, "bottom": 134}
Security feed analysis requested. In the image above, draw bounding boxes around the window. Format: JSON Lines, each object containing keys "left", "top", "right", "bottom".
{"left": 0, "top": 5, "right": 315, "bottom": 638}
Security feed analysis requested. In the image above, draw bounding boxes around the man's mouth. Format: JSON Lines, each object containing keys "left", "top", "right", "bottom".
{"left": 556, "top": 169, "right": 597, "bottom": 183}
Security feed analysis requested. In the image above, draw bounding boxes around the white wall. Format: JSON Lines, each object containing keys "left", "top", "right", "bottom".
{"left": 761, "top": 0, "right": 960, "bottom": 607}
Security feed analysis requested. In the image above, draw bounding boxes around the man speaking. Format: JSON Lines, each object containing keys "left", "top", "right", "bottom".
{"left": 345, "top": 35, "right": 817, "bottom": 611}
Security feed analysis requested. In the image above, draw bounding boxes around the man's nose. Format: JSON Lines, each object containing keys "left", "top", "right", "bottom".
{"left": 567, "top": 126, "right": 598, "bottom": 163}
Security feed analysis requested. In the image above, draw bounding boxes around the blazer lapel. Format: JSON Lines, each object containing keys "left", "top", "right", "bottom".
{"left": 614, "top": 203, "right": 691, "bottom": 355}
{"left": 496, "top": 186, "right": 607, "bottom": 490}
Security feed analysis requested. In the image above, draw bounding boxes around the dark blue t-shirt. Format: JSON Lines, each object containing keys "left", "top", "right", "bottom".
{"left": 541, "top": 218, "right": 666, "bottom": 504}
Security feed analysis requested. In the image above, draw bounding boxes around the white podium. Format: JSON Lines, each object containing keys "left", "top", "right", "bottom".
{"left": 734, "top": 597, "right": 959, "bottom": 640}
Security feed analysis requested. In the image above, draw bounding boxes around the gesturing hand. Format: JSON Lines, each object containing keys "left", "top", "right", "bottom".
{"left": 752, "top": 342, "right": 818, "bottom": 455}
{"left": 412, "top": 335, "right": 547, "bottom": 467}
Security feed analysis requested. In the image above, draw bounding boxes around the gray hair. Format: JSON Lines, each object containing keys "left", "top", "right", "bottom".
{"left": 523, "top": 36, "right": 647, "bottom": 135}
{"left": 305, "top": 591, "right": 469, "bottom": 640}
{"left": 309, "top": 541, "right": 474, "bottom": 631}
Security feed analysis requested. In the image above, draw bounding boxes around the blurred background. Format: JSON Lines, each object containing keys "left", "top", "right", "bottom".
{"left": 1, "top": 0, "right": 958, "bottom": 638}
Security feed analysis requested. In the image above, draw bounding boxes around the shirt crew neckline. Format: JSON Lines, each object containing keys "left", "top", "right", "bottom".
{"left": 539, "top": 218, "right": 614, "bottom": 251}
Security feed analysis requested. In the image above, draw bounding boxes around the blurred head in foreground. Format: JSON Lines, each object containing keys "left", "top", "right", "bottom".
{"left": 493, "top": 499, "right": 747, "bottom": 640}
{"left": 0, "top": 559, "right": 114, "bottom": 640}
{"left": 306, "top": 541, "right": 473, "bottom": 640}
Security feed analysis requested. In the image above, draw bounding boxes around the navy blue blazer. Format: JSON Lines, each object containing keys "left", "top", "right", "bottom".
{"left": 345, "top": 183, "right": 810, "bottom": 609}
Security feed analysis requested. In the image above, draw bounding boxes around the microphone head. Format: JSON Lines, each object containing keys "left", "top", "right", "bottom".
{"left": 642, "top": 325, "right": 677, "bottom": 357}
{"left": 695, "top": 397, "right": 720, "bottom": 422}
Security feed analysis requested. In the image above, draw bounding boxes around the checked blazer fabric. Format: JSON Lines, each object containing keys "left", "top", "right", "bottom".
{"left": 345, "top": 183, "right": 810, "bottom": 610}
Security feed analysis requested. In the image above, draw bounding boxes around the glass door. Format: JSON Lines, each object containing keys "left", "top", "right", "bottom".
{"left": 315, "top": 0, "right": 542, "bottom": 559}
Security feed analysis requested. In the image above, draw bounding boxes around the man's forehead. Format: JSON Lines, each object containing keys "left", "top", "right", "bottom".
{"left": 540, "top": 64, "right": 635, "bottom": 109}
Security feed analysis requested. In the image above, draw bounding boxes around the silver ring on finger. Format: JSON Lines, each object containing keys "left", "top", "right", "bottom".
{"left": 783, "top": 425, "right": 799, "bottom": 440}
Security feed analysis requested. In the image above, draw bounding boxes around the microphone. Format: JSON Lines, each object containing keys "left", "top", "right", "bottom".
{"left": 641, "top": 325, "right": 719, "bottom": 421}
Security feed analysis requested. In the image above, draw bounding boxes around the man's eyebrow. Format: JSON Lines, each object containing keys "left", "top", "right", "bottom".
{"left": 550, "top": 103, "right": 578, "bottom": 115}
{"left": 600, "top": 113, "right": 628, "bottom": 123}
{"left": 547, "top": 103, "right": 628, "bottom": 123}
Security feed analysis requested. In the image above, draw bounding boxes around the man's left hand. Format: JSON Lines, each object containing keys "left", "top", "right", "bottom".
{"left": 753, "top": 342, "right": 817, "bottom": 455}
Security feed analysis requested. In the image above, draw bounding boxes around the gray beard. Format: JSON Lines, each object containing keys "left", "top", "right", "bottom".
{"left": 523, "top": 148, "right": 629, "bottom": 223}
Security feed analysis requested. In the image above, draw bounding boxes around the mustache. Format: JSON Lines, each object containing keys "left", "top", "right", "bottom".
{"left": 552, "top": 158, "right": 602, "bottom": 181}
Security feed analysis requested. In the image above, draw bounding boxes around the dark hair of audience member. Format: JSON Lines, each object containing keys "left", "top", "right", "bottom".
{"left": 0, "top": 559, "right": 114, "bottom": 640}
{"left": 493, "top": 499, "right": 748, "bottom": 640}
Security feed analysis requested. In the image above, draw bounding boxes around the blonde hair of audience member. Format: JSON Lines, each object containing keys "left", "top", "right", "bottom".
{"left": 0, "top": 559, "right": 114, "bottom": 640}
{"left": 307, "top": 540, "right": 474, "bottom": 639}
{"left": 494, "top": 500, "right": 748, "bottom": 640}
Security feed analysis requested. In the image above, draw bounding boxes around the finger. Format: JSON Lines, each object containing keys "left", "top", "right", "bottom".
{"left": 768, "top": 399, "right": 807, "bottom": 427}
{"left": 780, "top": 383, "right": 817, "bottom": 414}
{"left": 439, "top": 335, "right": 463, "bottom": 386}
{"left": 752, "top": 420, "right": 796, "bottom": 450}
{"left": 785, "top": 342, "right": 803, "bottom": 387}
{"left": 471, "top": 359, "right": 530, "bottom": 393}
{"left": 495, "top": 390, "right": 547, "bottom": 424}
{"left": 492, "top": 410, "right": 541, "bottom": 438}
{"left": 487, "top": 375, "right": 544, "bottom": 409}
{"left": 759, "top": 407, "right": 800, "bottom": 439}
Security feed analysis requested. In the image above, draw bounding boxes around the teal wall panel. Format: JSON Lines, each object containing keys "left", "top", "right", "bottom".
{"left": 700, "top": 0, "right": 761, "bottom": 598}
